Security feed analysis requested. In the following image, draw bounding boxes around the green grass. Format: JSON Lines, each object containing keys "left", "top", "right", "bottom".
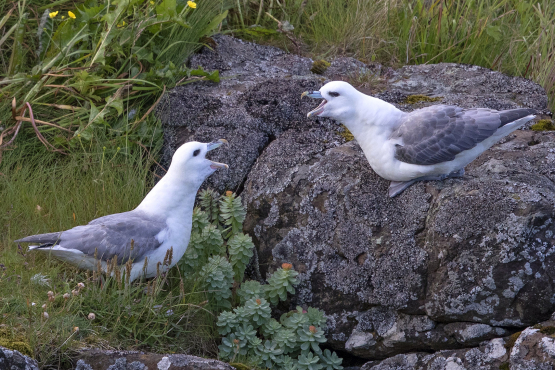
{"left": 0, "top": 140, "right": 218, "bottom": 368}
{"left": 229, "top": 0, "right": 555, "bottom": 112}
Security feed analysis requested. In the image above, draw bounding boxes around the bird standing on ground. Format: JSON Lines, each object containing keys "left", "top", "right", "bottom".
{"left": 15, "top": 140, "right": 229, "bottom": 282}
{"left": 302, "top": 81, "right": 536, "bottom": 197}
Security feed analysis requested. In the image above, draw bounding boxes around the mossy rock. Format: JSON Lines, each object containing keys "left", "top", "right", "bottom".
{"left": 499, "top": 362, "right": 509, "bottom": 370}
{"left": 404, "top": 94, "right": 443, "bottom": 104}
{"left": 338, "top": 125, "right": 354, "bottom": 142}
{"left": 311, "top": 60, "right": 331, "bottom": 75}
{"left": 540, "top": 326, "right": 555, "bottom": 335}
{"left": 0, "top": 327, "right": 32, "bottom": 357}
{"left": 504, "top": 331, "right": 522, "bottom": 349}
{"left": 531, "top": 119, "right": 555, "bottom": 131}
{"left": 229, "top": 362, "right": 251, "bottom": 370}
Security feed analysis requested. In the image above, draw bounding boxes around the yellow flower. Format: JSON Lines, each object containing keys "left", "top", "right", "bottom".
{"left": 187, "top": 1, "right": 197, "bottom": 9}
{"left": 61, "top": 15, "right": 65, "bottom": 19}
{"left": 49, "top": 11, "right": 58, "bottom": 18}
{"left": 150, "top": 0, "right": 154, "bottom": 4}
{"left": 68, "top": 11, "right": 76, "bottom": 19}
{"left": 117, "top": 20, "right": 126, "bottom": 28}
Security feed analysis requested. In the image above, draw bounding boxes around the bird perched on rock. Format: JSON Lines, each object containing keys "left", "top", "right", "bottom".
{"left": 15, "top": 140, "right": 229, "bottom": 281}
{"left": 302, "top": 81, "right": 536, "bottom": 197}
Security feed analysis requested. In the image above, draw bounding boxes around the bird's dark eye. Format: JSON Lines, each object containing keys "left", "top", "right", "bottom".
{"left": 328, "top": 91, "right": 340, "bottom": 97}
{"left": 193, "top": 149, "right": 201, "bottom": 157}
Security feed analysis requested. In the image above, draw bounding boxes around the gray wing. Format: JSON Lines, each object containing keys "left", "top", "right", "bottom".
{"left": 18, "top": 211, "right": 166, "bottom": 264}
{"left": 391, "top": 105, "right": 536, "bottom": 165}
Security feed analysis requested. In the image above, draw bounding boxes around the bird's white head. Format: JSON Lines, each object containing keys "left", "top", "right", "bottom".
{"left": 302, "top": 81, "right": 362, "bottom": 121}
{"left": 168, "top": 139, "right": 229, "bottom": 187}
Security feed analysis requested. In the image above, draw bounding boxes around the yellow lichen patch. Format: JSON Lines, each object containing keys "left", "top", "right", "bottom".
{"left": 504, "top": 331, "right": 522, "bottom": 349}
{"left": 531, "top": 119, "right": 555, "bottom": 131}
{"left": 404, "top": 94, "right": 443, "bottom": 104}
{"left": 338, "top": 125, "right": 354, "bottom": 141}
{"left": 0, "top": 327, "right": 32, "bottom": 357}
{"left": 310, "top": 60, "right": 331, "bottom": 75}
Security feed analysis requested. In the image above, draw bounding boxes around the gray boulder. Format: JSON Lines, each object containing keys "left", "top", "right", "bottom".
{"left": 362, "top": 316, "right": 555, "bottom": 369}
{"left": 73, "top": 349, "right": 235, "bottom": 370}
{"left": 158, "top": 34, "right": 554, "bottom": 360}
{"left": 0, "top": 346, "right": 39, "bottom": 370}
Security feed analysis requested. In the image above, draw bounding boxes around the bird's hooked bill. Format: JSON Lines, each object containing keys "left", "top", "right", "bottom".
{"left": 210, "top": 161, "right": 229, "bottom": 170}
{"left": 207, "top": 138, "right": 228, "bottom": 151}
{"left": 207, "top": 139, "right": 229, "bottom": 170}
{"left": 302, "top": 91, "right": 327, "bottom": 117}
{"left": 301, "top": 91, "right": 323, "bottom": 99}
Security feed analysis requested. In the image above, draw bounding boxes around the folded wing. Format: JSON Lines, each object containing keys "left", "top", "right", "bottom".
{"left": 391, "top": 105, "right": 536, "bottom": 166}
{"left": 16, "top": 210, "right": 166, "bottom": 264}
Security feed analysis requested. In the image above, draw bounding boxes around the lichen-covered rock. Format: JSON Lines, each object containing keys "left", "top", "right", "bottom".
{"left": 74, "top": 349, "right": 235, "bottom": 370}
{"left": 158, "top": 34, "right": 554, "bottom": 360}
{"left": 360, "top": 338, "right": 509, "bottom": 369}
{"left": 362, "top": 317, "right": 555, "bottom": 369}
{"left": 0, "top": 345, "right": 39, "bottom": 370}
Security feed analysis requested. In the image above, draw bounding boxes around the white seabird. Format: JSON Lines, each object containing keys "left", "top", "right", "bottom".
{"left": 302, "top": 81, "right": 537, "bottom": 197}
{"left": 15, "top": 139, "right": 229, "bottom": 281}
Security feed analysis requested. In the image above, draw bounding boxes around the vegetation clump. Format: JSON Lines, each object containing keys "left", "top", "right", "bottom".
{"left": 311, "top": 60, "right": 331, "bottom": 75}
{"left": 504, "top": 331, "right": 522, "bottom": 349}
{"left": 540, "top": 326, "right": 555, "bottom": 335}
{"left": 531, "top": 120, "right": 555, "bottom": 131}
{"left": 0, "top": 327, "right": 32, "bottom": 357}
{"left": 338, "top": 125, "right": 354, "bottom": 142}
{"left": 404, "top": 95, "right": 443, "bottom": 104}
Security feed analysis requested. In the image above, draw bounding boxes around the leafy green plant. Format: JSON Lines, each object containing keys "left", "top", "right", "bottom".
{"left": 215, "top": 264, "right": 342, "bottom": 370}
{"left": 183, "top": 190, "right": 341, "bottom": 369}
{"left": 0, "top": 0, "right": 230, "bottom": 158}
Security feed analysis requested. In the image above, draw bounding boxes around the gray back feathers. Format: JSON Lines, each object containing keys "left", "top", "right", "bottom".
{"left": 16, "top": 210, "right": 167, "bottom": 264}
{"left": 391, "top": 105, "right": 536, "bottom": 166}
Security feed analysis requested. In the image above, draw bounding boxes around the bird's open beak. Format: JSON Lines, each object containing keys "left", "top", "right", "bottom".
{"left": 207, "top": 139, "right": 229, "bottom": 170}
{"left": 302, "top": 91, "right": 326, "bottom": 118}
{"left": 207, "top": 138, "right": 228, "bottom": 152}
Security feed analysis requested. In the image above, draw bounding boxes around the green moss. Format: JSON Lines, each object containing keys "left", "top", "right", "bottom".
{"left": 540, "top": 326, "right": 555, "bottom": 335}
{"left": 533, "top": 324, "right": 542, "bottom": 329}
{"left": 0, "top": 328, "right": 32, "bottom": 357}
{"left": 338, "top": 125, "right": 354, "bottom": 141}
{"left": 530, "top": 119, "right": 555, "bottom": 131}
{"left": 499, "top": 363, "right": 509, "bottom": 370}
{"left": 504, "top": 331, "right": 522, "bottom": 349}
{"left": 404, "top": 94, "right": 443, "bottom": 104}
{"left": 310, "top": 60, "right": 331, "bottom": 75}
{"left": 230, "top": 363, "right": 250, "bottom": 370}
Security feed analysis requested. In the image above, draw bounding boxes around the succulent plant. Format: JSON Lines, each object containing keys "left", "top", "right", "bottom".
{"left": 200, "top": 256, "right": 234, "bottom": 309}
{"left": 219, "top": 192, "right": 246, "bottom": 238}
{"left": 297, "top": 352, "right": 323, "bottom": 370}
{"left": 261, "top": 318, "right": 282, "bottom": 338}
{"left": 274, "top": 327, "right": 298, "bottom": 354}
{"left": 228, "top": 233, "right": 255, "bottom": 281}
{"left": 237, "top": 280, "right": 263, "bottom": 303}
{"left": 319, "top": 349, "right": 343, "bottom": 370}
{"left": 255, "top": 340, "right": 284, "bottom": 369}
{"left": 298, "top": 325, "right": 326, "bottom": 354}
{"left": 265, "top": 265, "right": 299, "bottom": 305}
{"left": 243, "top": 297, "right": 271, "bottom": 327}
{"left": 217, "top": 310, "right": 237, "bottom": 335}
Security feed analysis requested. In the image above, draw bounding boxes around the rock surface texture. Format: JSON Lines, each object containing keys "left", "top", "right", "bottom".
{"left": 74, "top": 349, "right": 236, "bottom": 370}
{"left": 0, "top": 346, "right": 39, "bottom": 370}
{"left": 158, "top": 35, "right": 554, "bottom": 365}
{"left": 362, "top": 316, "right": 555, "bottom": 369}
